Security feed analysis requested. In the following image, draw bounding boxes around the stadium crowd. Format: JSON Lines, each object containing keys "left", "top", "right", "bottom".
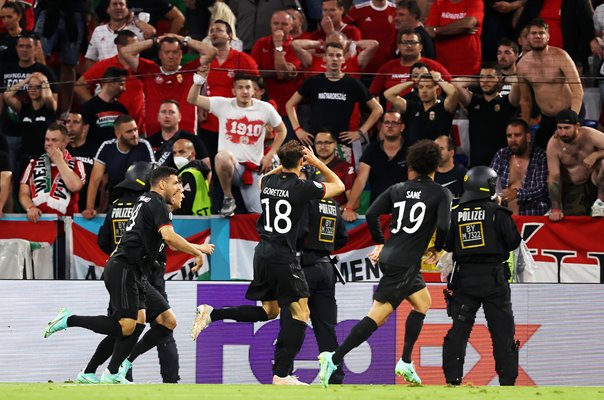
{"left": 0, "top": 0, "right": 604, "bottom": 221}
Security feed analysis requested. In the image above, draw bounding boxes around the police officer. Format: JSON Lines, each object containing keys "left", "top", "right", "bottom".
{"left": 171, "top": 138, "right": 212, "bottom": 216}
{"left": 275, "top": 165, "right": 348, "bottom": 384}
{"left": 98, "top": 162, "right": 154, "bottom": 254}
{"left": 442, "top": 166, "right": 521, "bottom": 386}
{"left": 81, "top": 162, "right": 180, "bottom": 384}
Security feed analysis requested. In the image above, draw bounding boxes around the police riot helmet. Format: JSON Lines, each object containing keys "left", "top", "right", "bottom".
{"left": 300, "top": 165, "right": 324, "bottom": 182}
{"left": 114, "top": 162, "right": 154, "bottom": 192}
{"left": 459, "top": 166, "right": 498, "bottom": 204}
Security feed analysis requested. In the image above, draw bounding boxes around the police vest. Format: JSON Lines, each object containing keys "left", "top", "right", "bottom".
{"left": 106, "top": 198, "right": 137, "bottom": 253}
{"left": 303, "top": 198, "right": 340, "bottom": 255}
{"left": 452, "top": 201, "right": 508, "bottom": 258}
{"left": 179, "top": 167, "right": 211, "bottom": 216}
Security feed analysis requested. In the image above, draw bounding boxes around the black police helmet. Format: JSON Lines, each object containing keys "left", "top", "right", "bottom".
{"left": 459, "top": 166, "right": 498, "bottom": 204}
{"left": 114, "top": 162, "right": 154, "bottom": 192}
{"left": 300, "top": 165, "right": 325, "bottom": 182}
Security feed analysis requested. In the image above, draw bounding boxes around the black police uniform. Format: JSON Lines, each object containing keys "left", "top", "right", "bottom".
{"left": 97, "top": 188, "right": 180, "bottom": 383}
{"left": 276, "top": 196, "right": 348, "bottom": 383}
{"left": 442, "top": 166, "right": 522, "bottom": 386}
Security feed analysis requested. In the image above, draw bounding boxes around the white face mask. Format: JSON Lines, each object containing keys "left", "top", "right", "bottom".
{"left": 173, "top": 156, "right": 190, "bottom": 170}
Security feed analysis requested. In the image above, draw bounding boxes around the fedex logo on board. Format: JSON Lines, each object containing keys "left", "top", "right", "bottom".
{"left": 195, "top": 284, "right": 396, "bottom": 384}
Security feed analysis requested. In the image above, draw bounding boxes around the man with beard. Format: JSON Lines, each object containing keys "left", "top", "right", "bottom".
{"left": 82, "top": 115, "right": 154, "bottom": 218}
{"left": 453, "top": 63, "right": 519, "bottom": 167}
{"left": 384, "top": 70, "right": 458, "bottom": 146}
{"left": 496, "top": 38, "right": 520, "bottom": 96}
{"left": 313, "top": 130, "right": 355, "bottom": 207}
{"left": 547, "top": 110, "right": 604, "bottom": 220}
{"left": 517, "top": 18, "right": 583, "bottom": 150}
{"left": 490, "top": 119, "right": 549, "bottom": 216}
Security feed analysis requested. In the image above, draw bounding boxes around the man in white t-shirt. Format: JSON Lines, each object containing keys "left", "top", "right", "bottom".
{"left": 188, "top": 69, "right": 287, "bottom": 216}
{"left": 84, "top": 0, "right": 156, "bottom": 69}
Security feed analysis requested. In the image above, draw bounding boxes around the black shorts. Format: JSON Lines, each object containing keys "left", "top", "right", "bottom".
{"left": 373, "top": 263, "right": 421, "bottom": 309}
{"left": 104, "top": 257, "right": 145, "bottom": 320}
{"left": 409, "top": 272, "right": 427, "bottom": 297}
{"left": 144, "top": 279, "right": 171, "bottom": 322}
{"left": 246, "top": 253, "right": 310, "bottom": 308}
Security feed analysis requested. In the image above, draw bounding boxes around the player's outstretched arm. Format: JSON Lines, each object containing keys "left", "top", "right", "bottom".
{"left": 159, "top": 225, "right": 205, "bottom": 270}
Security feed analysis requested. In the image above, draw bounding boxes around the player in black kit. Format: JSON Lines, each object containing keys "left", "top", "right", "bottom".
{"left": 76, "top": 162, "right": 183, "bottom": 384}
{"left": 275, "top": 165, "right": 349, "bottom": 384}
{"left": 318, "top": 139, "right": 453, "bottom": 388}
{"left": 191, "top": 140, "right": 345, "bottom": 385}
{"left": 43, "top": 166, "right": 214, "bottom": 384}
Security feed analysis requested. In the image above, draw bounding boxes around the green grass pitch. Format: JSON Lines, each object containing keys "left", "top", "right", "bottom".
{"left": 1, "top": 384, "right": 602, "bottom": 400}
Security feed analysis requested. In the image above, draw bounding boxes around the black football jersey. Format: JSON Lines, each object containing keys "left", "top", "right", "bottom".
{"left": 112, "top": 191, "right": 172, "bottom": 270}
{"left": 366, "top": 176, "right": 452, "bottom": 267}
{"left": 255, "top": 172, "right": 325, "bottom": 263}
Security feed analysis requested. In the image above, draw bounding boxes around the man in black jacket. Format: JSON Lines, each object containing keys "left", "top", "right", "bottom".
{"left": 442, "top": 166, "right": 522, "bottom": 386}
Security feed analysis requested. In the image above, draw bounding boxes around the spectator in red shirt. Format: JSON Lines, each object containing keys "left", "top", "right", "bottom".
{"left": 286, "top": 4, "right": 312, "bottom": 40}
{"left": 292, "top": 30, "right": 379, "bottom": 79}
{"left": 370, "top": 29, "right": 451, "bottom": 103}
{"left": 425, "top": 0, "right": 484, "bottom": 76}
{"left": 19, "top": 123, "right": 85, "bottom": 221}
{"left": 343, "top": 0, "right": 396, "bottom": 79}
{"left": 311, "top": 0, "right": 362, "bottom": 43}
{"left": 122, "top": 33, "right": 217, "bottom": 137}
{"left": 250, "top": 11, "right": 304, "bottom": 125}
{"left": 75, "top": 30, "right": 147, "bottom": 136}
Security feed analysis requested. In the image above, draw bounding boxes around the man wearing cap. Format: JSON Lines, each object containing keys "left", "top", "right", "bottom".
{"left": 546, "top": 109, "right": 604, "bottom": 220}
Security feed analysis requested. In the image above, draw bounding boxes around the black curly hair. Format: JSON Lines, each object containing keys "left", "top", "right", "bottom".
{"left": 406, "top": 139, "right": 441, "bottom": 176}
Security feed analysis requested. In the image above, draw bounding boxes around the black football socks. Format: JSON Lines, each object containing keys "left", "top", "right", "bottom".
{"left": 67, "top": 315, "right": 123, "bottom": 337}
{"left": 332, "top": 316, "right": 378, "bottom": 365}
{"left": 210, "top": 305, "right": 269, "bottom": 322}
{"left": 402, "top": 310, "right": 426, "bottom": 363}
